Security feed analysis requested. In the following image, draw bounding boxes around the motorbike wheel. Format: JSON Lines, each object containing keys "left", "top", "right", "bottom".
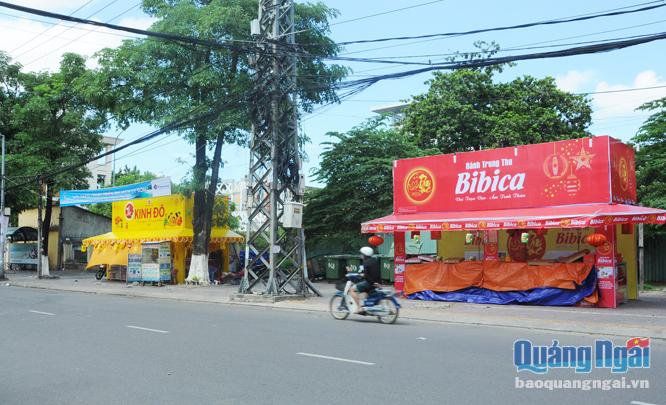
{"left": 95, "top": 269, "right": 105, "bottom": 281}
{"left": 329, "top": 295, "right": 350, "bottom": 320}
{"left": 377, "top": 298, "right": 399, "bottom": 324}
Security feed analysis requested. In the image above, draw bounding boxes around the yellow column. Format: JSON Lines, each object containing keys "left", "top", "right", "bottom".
{"left": 173, "top": 242, "right": 187, "bottom": 285}
{"left": 437, "top": 231, "right": 466, "bottom": 258}
{"left": 222, "top": 245, "right": 230, "bottom": 273}
{"left": 617, "top": 224, "right": 638, "bottom": 300}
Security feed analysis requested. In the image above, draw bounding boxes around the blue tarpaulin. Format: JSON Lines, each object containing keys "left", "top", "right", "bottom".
{"left": 408, "top": 266, "right": 597, "bottom": 306}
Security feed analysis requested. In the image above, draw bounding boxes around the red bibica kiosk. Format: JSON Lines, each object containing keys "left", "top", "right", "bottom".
{"left": 362, "top": 136, "right": 666, "bottom": 308}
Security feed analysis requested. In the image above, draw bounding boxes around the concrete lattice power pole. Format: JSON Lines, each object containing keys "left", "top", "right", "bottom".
{"left": 240, "top": 0, "right": 318, "bottom": 296}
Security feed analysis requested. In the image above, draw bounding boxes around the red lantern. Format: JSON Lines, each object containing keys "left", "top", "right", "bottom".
{"left": 584, "top": 233, "right": 607, "bottom": 247}
{"left": 431, "top": 231, "right": 442, "bottom": 240}
{"left": 411, "top": 230, "right": 421, "bottom": 239}
{"left": 535, "top": 228, "right": 547, "bottom": 236}
{"left": 368, "top": 235, "right": 384, "bottom": 247}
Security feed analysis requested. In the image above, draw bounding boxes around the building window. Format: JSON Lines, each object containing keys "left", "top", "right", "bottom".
{"left": 97, "top": 174, "right": 106, "bottom": 189}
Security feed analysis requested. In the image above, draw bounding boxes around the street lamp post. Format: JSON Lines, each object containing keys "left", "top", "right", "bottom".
{"left": 111, "top": 132, "right": 122, "bottom": 187}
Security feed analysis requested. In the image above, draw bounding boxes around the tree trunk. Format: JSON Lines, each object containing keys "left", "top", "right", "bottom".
{"left": 43, "top": 183, "right": 53, "bottom": 257}
{"left": 187, "top": 134, "right": 211, "bottom": 284}
{"left": 38, "top": 181, "right": 50, "bottom": 277}
{"left": 204, "top": 134, "right": 225, "bottom": 242}
{"left": 186, "top": 133, "right": 226, "bottom": 285}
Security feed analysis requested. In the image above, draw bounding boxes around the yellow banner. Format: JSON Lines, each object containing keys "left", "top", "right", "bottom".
{"left": 112, "top": 195, "right": 193, "bottom": 235}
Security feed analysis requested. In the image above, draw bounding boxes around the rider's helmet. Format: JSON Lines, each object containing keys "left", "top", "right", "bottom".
{"left": 360, "top": 246, "right": 374, "bottom": 257}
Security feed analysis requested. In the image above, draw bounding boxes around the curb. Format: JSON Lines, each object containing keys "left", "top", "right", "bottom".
{"left": 6, "top": 281, "right": 666, "bottom": 341}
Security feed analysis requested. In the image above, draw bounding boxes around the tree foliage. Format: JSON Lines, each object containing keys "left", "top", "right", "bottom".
{"left": 304, "top": 118, "right": 437, "bottom": 253}
{"left": 1, "top": 52, "right": 108, "bottom": 258}
{"left": 401, "top": 66, "right": 593, "bottom": 153}
{"left": 2, "top": 53, "right": 106, "bottom": 213}
{"left": 633, "top": 97, "right": 666, "bottom": 236}
{"left": 0, "top": 52, "right": 22, "bottom": 215}
{"left": 212, "top": 196, "right": 240, "bottom": 231}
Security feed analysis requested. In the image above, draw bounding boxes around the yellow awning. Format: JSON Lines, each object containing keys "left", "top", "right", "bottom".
{"left": 86, "top": 242, "right": 141, "bottom": 269}
{"left": 83, "top": 227, "right": 244, "bottom": 269}
{"left": 83, "top": 227, "right": 244, "bottom": 249}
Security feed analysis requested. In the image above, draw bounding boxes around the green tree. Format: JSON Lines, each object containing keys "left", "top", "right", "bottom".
{"left": 88, "top": 166, "right": 158, "bottom": 218}
{"left": 401, "top": 67, "right": 592, "bottom": 153}
{"left": 95, "top": 0, "right": 345, "bottom": 283}
{"left": 304, "top": 118, "right": 437, "bottom": 253}
{"left": 633, "top": 97, "right": 666, "bottom": 236}
{"left": 1, "top": 52, "right": 29, "bottom": 214}
{"left": 7, "top": 54, "right": 107, "bottom": 271}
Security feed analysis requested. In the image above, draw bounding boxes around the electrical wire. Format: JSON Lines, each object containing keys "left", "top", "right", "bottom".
{"left": 300, "top": 82, "right": 666, "bottom": 124}
{"left": 331, "top": 0, "right": 445, "bottom": 27}
{"left": 327, "top": 30, "right": 666, "bottom": 97}
{"left": 581, "top": 84, "right": 666, "bottom": 95}
{"left": 5, "top": 87, "right": 251, "bottom": 192}
{"left": 0, "top": 10, "right": 142, "bottom": 41}
{"left": 0, "top": 1, "right": 256, "bottom": 52}
{"left": 22, "top": 2, "right": 140, "bottom": 68}
{"left": 333, "top": 21, "right": 666, "bottom": 62}
{"left": 315, "top": 32, "right": 666, "bottom": 67}
{"left": 12, "top": 0, "right": 124, "bottom": 60}
{"left": 338, "top": 84, "right": 666, "bottom": 104}
{"left": 8, "top": 0, "right": 665, "bottom": 74}
{"left": 335, "top": 2, "right": 666, "bottom": 56}
{"left": 0, "top": 19, "right": 132, "bottom": 48}
{"left": 346, "top": 18, "right": 666, "bottom": 76}
{"left": 9, "top": 0, "right": 98, "bottom": 53}
{"left": 334, "top": 1, "right": 666, "bottom": 46}
{"left": 4, "top": 1, "right": 665, "bottom": 184}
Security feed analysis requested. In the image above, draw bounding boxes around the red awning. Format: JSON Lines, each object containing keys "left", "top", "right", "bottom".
{"left": 361, "top": 203, "right": 666, "bottom": 233}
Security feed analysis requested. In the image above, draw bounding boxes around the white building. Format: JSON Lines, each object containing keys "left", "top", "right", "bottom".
{"left": 217, "top": 178, "right": 273, "bottom": 232}
{"left": 86, "top": 135, "right": 123, "bottom": 190}
{"left": 371, "top": 102, "right": 409, "bottom": 127}
{"left": 217, "top": 178, "right": 248, "bottom": 229}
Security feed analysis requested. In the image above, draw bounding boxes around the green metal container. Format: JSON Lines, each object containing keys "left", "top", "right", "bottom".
{"left": 325, "top": 256, "right": 344, "bottom": 280}
{"left": 380, "top": 257, "right": 394, "bottom": 283}
{"left": 345, "top": 256, "right": 362, "bottom": 272}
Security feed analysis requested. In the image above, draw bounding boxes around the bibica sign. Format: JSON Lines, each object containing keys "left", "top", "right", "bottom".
{"left": 393, "top": 136, "right": 636, "bottom": 214}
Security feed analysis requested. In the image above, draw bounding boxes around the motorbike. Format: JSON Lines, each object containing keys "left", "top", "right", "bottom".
{"left": 329, "top": 270, "right": 400, "bottom": 324}
{"left": 95, "top": 265, "right": 106, "bottom": 281}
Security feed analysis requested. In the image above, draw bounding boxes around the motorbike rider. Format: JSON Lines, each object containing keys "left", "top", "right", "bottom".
{"left": 349, "top": 246, "right": 381, "bottom": 313}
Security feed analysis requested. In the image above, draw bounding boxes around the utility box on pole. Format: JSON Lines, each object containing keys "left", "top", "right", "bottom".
{"left": 281, "top": 202, "right": 303, "bottom": 228}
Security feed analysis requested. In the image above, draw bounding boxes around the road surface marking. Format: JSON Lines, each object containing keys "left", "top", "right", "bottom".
{"left": 296, "top": 352, "right": 374, "bottom": 366}
{"left": 631, "top": 401, "right": 659, "bottom": 405}
{"left": 126, "top": 325, "right": 169, "bottom": 334}
{"left": 29, "top": 310, "right": 55, "bottom": 316}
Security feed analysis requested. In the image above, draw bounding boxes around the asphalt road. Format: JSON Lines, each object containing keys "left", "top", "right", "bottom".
{"left": 1, "top": 286, "right": 663, "bottom": 405}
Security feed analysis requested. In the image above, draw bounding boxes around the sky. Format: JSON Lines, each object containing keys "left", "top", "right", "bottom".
{"left": 1, "top": 0, "right": 665, "bottom": 187}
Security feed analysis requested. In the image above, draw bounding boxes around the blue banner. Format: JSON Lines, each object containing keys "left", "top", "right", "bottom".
{"left": 60, "top": 178, "right": 171, "bottom": 206}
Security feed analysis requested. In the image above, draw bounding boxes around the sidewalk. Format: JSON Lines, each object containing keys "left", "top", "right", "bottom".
{"left": 4, "top": 270, "right": 666, "bottom": 340}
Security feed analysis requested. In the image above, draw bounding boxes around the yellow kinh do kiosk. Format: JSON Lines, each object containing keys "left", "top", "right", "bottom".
{"left": 82, "top": 194, "right": 243, "bottom": 284}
